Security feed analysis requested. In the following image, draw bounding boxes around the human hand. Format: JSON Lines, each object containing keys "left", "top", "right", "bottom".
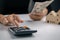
{"left": 0, "top": 14, "right": 23, "bottom": 27}
{"left": 6, "top": 14, "right": 23, "bottom": 27}
{"left": 29, "top": 8, "right": 48, "bottom": 21}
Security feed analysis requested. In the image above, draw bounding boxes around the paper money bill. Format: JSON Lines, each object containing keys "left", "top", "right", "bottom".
{"left": 32, "top": 0, "right": 54, "bottom": 13}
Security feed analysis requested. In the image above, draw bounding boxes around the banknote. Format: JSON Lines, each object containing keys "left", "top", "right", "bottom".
{"left": 32, "top": 0, "right": 54, "bottom": 13}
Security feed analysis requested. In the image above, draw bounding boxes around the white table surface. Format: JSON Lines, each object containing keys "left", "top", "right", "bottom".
{"left": 0, "top": 14, "right": 60, "bottom": 40}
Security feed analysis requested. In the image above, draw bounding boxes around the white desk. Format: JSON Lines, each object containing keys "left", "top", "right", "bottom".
{"left": 0, "top": 14, "right": 60, "bottom": 40}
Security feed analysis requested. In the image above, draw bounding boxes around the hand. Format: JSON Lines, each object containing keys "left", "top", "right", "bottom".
{"left": 0, "top": 14, "right": 23, "bottom": 27}
{"left": 6, "top": 14, "right": 23, "bottom": 27}
{"left": 29, "top": 8, "right": 48, "bottom": 21}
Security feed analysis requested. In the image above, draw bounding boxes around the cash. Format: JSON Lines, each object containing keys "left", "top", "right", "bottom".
{"left": 32, "top": 0, "right": 54, "bottom": 13}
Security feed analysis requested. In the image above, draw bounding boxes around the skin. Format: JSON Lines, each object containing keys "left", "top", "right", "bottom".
{"left": 0, "top": 14, "right": 8, "bottom": 25}
{"left": 29, "top": 8, "right": 48, "bottom": 21}
{"left": 0, "top": 8, "right": 48, "bottom": 26}
{"left": 0, "top": 14, "right": 23, "bottom": 27}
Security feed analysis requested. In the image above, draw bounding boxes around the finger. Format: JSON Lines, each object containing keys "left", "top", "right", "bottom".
{"left": 13, "top": 14, "right": 23, "bottom": 23}
{"left": 6, "top": 15, "right": 16, "bottom": 26}
{"left": 1, "top": 17, "right": 8, "bottom": 25}
{"left": 6, "top": 15, "right": 12, "bottom": 22}
{"left": 10, "top": 20, "right": 16, "bottom": 26}
{"left": 42, "top": 8, "right": 48, "bottom": 15}
{"left": 14, "top": 20, "right": 19, "bottom": 27}
{"left": 9, "top": 14, "right": 23, "bottom": 26}
{"left": 16, "top": 16, "right": 22, "bottom": 23}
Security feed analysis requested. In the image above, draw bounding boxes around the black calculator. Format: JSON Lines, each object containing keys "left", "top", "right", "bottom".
{"left": 9, "top": 27, "right": 37, "bottom": 36}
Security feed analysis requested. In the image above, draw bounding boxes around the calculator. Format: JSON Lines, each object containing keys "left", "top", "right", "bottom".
{"left": 8, "top": 26, "right": 37, "bottom": 36}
